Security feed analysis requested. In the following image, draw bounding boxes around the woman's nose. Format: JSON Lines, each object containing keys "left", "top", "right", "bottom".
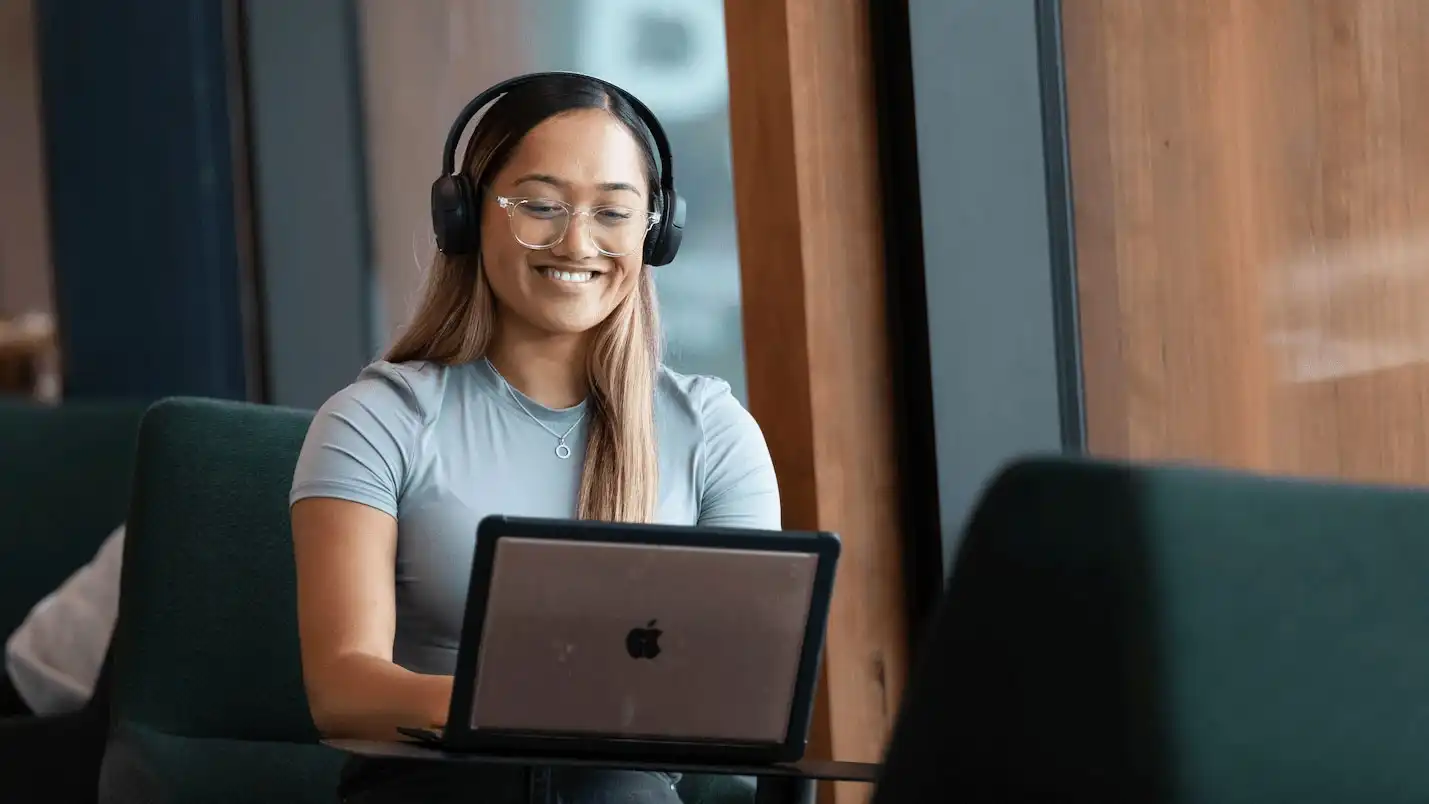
{"left": 552, "top": 212, "right": 599, "bottom": 259}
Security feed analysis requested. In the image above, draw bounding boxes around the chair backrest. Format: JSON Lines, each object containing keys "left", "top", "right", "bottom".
{"left": 0, "top": 399, "right": 148, "bottom": 637}
{"left": 874, "top": 456, "right": 1429, "bottom": 804}
{"left": 111, "top": 397, "right": 317, "bottom": 741}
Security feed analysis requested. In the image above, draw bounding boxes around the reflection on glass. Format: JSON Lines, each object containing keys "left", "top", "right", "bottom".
{"left": 1064, "top": 0, "right": 1429, "bottom": 485}
{"left": 1266, "top": 235, "right": 1429, "bottom": 384}
{"left": 356, "top": 0, "right": 747, "bottom": 401}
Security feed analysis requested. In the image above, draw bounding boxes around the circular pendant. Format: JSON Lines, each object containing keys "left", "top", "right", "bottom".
{"left": 555, "top": 442, "right": 572, "bottom": 460}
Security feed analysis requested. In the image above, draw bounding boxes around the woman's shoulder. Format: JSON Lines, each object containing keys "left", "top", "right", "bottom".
{"left": 658, "top": 367, "right": 779, "bottom": 527}
{"left": 320, "top": 359, "right": 456, "bottom": 426}
{"left": 656, "top": 365, "right": 736, "bottom": 411}
{"left": 655, "top": 366, "right": 758, "bottom": 436}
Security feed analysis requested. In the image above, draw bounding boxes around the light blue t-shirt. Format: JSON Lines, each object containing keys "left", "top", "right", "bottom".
{"left": 289, "top": 359, "right": 781, "bottom": 676}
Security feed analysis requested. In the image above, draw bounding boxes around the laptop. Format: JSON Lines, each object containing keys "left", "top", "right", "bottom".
{"left": 397, "top": 515, "right": 841, "bottom": 765}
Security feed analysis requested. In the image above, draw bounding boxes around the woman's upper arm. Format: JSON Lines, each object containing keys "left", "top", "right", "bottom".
{"left": 696, "top": 378, "right": 782, "bottom": 530}
{"left": 291, "top": 498, "right": 398, "bottom": 669}
{"left": 289, "top": 366, "right": 428, "bottom": 676}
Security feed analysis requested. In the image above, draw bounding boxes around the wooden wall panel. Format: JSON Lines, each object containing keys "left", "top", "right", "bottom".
{"left": 1064, "top": 0, "right": 1429, "bottom": 484}
{"left": 725, "top": 0, "right": 908, "bottom": 801}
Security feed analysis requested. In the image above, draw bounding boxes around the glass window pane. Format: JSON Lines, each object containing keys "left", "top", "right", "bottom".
{"left": 1064, "top": 1, "right": 1429, "bottom": 484}
{"left": 356, "top": 0, "right": 747, "bottom": 401}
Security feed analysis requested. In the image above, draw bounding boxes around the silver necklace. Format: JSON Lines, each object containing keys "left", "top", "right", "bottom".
{"left": 486, "top": 359, "right": 586, "bottom": 459}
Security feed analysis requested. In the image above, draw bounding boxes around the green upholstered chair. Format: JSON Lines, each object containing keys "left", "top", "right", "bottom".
{"left": 101, "top": 397, "right": 750, "bottom": 804}
{"left": 102, "top": 397, "right": 343, "bottom": 803}
{"left": 873, "top": 456, "right": 1429, "bottom": 804}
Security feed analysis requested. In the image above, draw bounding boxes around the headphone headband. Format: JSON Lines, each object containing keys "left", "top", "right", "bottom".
{"left": 439, "top": 71, "right": 676, "bottom": 195}
{"left": 431, "top": 71, "right": 685, "bottom": 265}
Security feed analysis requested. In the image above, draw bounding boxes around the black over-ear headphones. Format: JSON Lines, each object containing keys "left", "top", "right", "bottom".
{"left": 430, "top": 71, "right": 686, "bottom": 266}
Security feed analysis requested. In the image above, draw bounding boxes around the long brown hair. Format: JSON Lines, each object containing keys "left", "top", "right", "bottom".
{"left": 386, "top": 76, "right": 663, "bottom": 523}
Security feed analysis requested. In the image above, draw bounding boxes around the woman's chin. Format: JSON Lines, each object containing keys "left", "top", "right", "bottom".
{"left": 523, "top": 304, "right": 613, "bottom": 338}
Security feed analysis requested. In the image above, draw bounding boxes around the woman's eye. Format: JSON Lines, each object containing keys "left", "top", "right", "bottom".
{"left": 596, "top": 208, "right": 635, "bottom": 223}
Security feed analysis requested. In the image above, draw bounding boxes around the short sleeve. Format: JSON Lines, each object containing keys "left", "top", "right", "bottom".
{"left": 696, "top": 378, "right": 781, "bottom": 530}
{"left": 289, "top": 362, "right": 435, "bottom": 518}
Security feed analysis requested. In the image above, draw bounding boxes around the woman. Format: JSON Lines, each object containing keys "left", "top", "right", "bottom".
{"left": 290, "top": 73, "right": 779, "bottom": 803}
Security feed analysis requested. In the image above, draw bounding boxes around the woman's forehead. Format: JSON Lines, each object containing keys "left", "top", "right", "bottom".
{"left": 497, "top": 109, "right": 648, "bottom": 196}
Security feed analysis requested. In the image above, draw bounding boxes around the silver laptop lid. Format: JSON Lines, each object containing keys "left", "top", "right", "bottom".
{"left": 469, "top": 537, "right": 819, "bottom": 744}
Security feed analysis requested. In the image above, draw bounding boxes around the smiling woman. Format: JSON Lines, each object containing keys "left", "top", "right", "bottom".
{"left": 288, "top": 73, "right": 776, "bottom": 804}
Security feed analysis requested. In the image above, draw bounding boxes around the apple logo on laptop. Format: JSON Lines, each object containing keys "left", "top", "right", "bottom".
{"left": 625, "top": 620, "right": 663, "bottom": 660}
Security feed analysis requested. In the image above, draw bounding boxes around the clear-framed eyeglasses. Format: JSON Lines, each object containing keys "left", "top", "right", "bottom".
{"left": 495, "top": 196, "right": 661, "bottom": 258}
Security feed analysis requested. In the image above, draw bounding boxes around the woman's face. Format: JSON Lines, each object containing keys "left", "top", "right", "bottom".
{"left": 479, "top": 108, "right": 652, "bottom": 338}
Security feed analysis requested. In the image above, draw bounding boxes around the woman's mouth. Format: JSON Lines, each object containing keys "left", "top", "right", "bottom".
{"left": 538, "top": 266, "right": 598, "bottom": 284}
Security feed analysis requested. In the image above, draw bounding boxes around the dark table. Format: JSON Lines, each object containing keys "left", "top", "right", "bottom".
{"left": 324, "top": 738, "right": 881, "bottom": 804}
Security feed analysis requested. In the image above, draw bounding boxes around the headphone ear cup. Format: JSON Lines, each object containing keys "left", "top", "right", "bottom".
{"left": 431, "top": 174, "right": 479, "bottom": 255}
{"left": 645, "top": 189, "right": 686, "bottom": 267}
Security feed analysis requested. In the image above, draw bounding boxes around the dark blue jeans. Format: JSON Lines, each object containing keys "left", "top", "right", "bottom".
{"left": 338, "top": 757, "right": 685, "bottom": 804}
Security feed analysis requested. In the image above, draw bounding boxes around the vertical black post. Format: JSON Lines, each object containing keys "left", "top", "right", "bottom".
{"left": 35, "top": 0, "right": 260, "bottom": 402}
{"left": 1035, "top": 0, "right": 1087, "bottom": 452}
{"left": 868, "top": 0, "right": 947, "bottom": 654}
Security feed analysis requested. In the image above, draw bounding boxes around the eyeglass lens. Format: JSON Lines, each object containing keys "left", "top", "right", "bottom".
{"left": 507, "top": 199, "right": 649, "bottom": 256}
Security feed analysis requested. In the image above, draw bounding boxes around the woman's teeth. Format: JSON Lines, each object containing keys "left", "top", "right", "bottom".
{"left": 543, "top": 268, "right": 595, "bottom": 284}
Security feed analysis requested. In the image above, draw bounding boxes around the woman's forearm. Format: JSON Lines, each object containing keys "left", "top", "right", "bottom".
{"left": 306, "top": 653, "right": 453, "bottom": 740}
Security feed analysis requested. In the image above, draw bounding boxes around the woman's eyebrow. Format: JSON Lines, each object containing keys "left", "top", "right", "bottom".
{"left": 512, "top": 173, "right": 642, "bottom": 196}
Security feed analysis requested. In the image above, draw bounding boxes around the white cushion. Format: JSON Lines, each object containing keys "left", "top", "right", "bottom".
{"left": 4, "top": 524, "right": 124, "bottom": 715}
